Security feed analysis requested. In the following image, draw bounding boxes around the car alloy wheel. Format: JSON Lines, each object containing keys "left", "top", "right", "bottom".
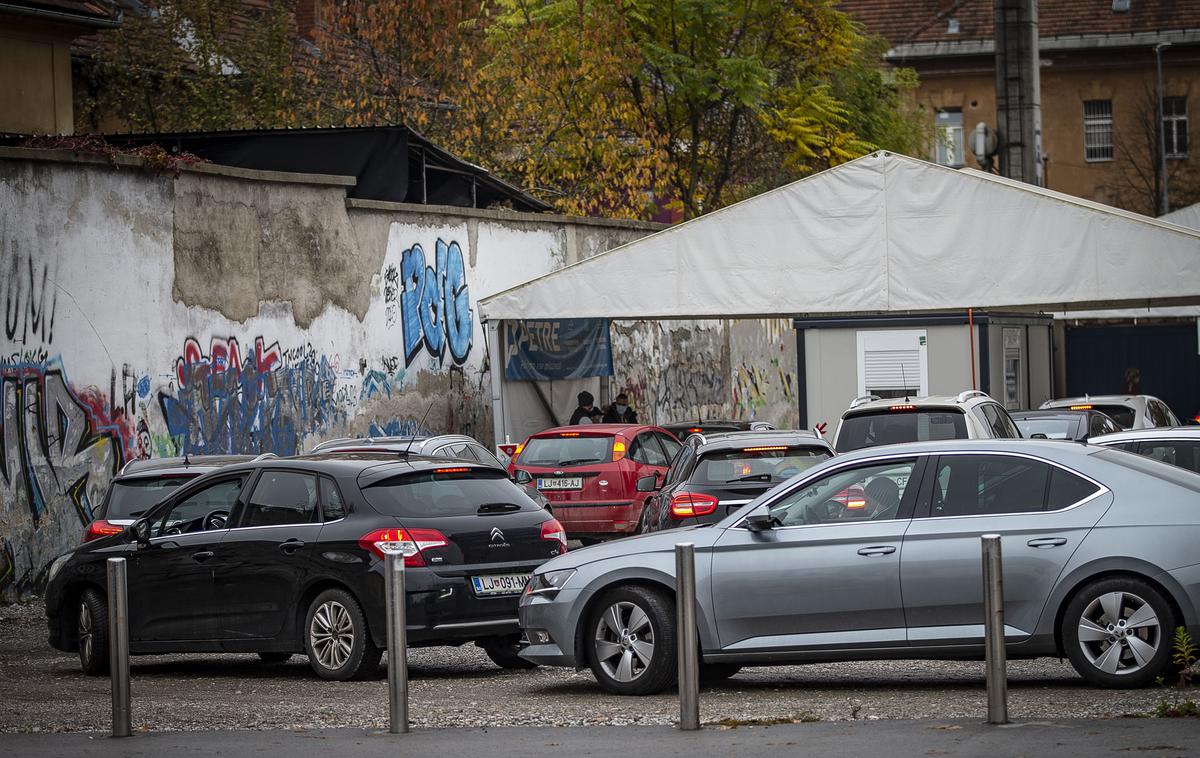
{"left": 1077, "top": 590, "right": 1161, "bottom": 676}
{"left": 310, "top": 600, "right": 355, "bottom": 671}
{"left": 78, "top": 601, "right": 94, "bottom": 667}
{"left": 594, "top": 601, "right": 656, "bottom": 683}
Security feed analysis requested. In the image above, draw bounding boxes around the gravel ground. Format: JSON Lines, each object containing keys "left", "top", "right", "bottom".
{"left": 0, "top": 601, "right": 1178, "bottom": 734}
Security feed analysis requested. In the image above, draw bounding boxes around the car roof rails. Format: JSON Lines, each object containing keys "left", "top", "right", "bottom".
{"left": 849, "top": 394, "right": 881, "bottom": 409}
{"left": 252, "top": 453, "right": 278, "bottom": 461}
{"left": 955, "top": 390, "right": 990, "bottom": 403}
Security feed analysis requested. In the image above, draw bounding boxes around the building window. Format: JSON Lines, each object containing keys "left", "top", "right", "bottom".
{"left": 1083, "top": 100, "right": 1113, "bottom": 162}
{"left": 1164, "top": 96, "right": 1188, "bottom": 159}
{"left": 934, "top": 109, "right": 965, "bottom": 167}
{"left": 856, "top": 330, "right": 928, "bottom": 399}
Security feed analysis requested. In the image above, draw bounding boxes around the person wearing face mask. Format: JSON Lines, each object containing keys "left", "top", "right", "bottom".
{"left": 602, "top": 392, "right": 638, "bottom": 424}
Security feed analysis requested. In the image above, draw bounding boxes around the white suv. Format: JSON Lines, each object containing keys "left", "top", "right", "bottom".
{"left": 1040, "top": 395, "right": 1179, "bottom": 430}
{"left": 833, "top": 390, "right": 1021, "bottom": 453}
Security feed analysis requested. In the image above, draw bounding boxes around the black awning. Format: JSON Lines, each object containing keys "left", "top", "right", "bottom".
{"left": 102, "top": 125, "right": 552, "bottom": 213}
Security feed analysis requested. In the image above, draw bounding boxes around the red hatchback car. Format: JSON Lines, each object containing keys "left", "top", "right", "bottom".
{"left": 507, "top": 425, "right": 682, "bottom": 542}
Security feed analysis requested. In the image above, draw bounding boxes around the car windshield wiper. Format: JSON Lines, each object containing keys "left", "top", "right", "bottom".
{"left": 724, "top": 473, "right": 773, "bottom": 484}
{"left": 555, "top": 458, "right": 600, "bottom": 466}
{"left": 477, "top": 502, "right": 521, "bottom": 514}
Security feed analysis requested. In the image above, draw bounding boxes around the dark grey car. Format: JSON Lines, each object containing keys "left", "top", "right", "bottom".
{"left": 518, "top": 439, "right": 1200, "bottom": 694}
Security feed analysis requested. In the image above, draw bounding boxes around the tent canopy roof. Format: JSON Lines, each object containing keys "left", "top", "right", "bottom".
{"left": 479, "top": 152, "right": 1200, "bottom": 321}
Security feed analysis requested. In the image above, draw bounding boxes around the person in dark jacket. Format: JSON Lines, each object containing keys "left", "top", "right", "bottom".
{"left": 603, "top": 392, "right": 638, "bottom": 424}
{"left": 568, "top": 391, "right": 598, "bottom": 425}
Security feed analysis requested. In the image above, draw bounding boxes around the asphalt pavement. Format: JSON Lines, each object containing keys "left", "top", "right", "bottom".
{"left": 2, "top": 719, "right": 1198, "bottom": 758}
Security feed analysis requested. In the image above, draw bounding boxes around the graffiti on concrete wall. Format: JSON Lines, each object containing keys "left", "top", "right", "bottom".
{"left": 1, "top": 359, "right": 124, "bottom": 597}
{"left": 399, "top": 239, "right": 473, "bottom": 367}
{"left": 4, "top": 241, "right": 58, "bottom": 347}
{"left": 158, "top": 336, "right": 343, "bottom": 457}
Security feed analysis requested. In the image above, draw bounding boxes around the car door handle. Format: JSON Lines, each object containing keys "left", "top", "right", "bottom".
{"left": 857, "top": 545, "right": 897, "bottom": 557}
{"left": 1027, "top": 537, "right": 1068, "bottom": 548}
{"left": 279, "top": 540, "right": 306, "bottom": 554}
{"left": 191, "top": 550, "right": 214, "bottom": 563}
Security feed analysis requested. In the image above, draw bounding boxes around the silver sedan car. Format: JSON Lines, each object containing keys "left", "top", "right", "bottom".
{"left": 518, "top": 440, "right": 1200, "bottom": 694}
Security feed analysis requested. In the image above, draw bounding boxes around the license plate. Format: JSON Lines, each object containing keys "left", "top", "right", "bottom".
{"left": 471, "top": 573, "right": 530, "bottom": 596}
{"left": 537, "top": 477, "right": 582, "bottom": 490}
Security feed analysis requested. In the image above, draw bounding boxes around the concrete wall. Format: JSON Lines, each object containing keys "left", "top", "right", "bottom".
{"left": 0, "top": 148, "right": 666, "bottom": 600}
{"left": 1, "top": 148, "right": 803, "bottom": 600}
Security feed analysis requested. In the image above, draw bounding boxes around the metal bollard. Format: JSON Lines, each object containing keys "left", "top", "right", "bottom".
{"left": 981, "top": 534, "right": 1009, "bottom": 725}
{"left": 675, "top": 543, "right": 700, "bottom": 731}
{"left": 384, "top": 550, "right": 409, "bottom": 734}
{"left": 106, "top": 557, "right": 131, "bottom": 738}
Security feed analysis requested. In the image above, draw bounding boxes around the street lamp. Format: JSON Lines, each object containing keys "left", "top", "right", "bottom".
{"left": 1155, "top": 41, "right": 1172, "bottom": 216}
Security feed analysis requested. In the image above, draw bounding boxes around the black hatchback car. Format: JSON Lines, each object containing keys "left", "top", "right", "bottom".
{"left": 640, "top": 430, "right": 834, "bottom": 532}
{"left": 45, "top": 453, "right": 568, "bottom": 680}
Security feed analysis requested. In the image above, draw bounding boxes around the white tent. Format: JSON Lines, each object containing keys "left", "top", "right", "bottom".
{"left": 480, "top": 151, "right": 1200, "bottom": 320}
{"left": 1163, "top": 201, "right": 1200, "bottom": 232}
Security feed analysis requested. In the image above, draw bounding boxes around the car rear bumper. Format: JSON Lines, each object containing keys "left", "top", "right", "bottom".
{"left": 548, "top": 500, "right": 640, "bottom": 536}
{"left": 361, "top": 561, "right": 541, "bottom": 647}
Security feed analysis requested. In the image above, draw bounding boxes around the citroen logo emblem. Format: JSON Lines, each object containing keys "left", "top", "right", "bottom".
{"left": 490, "top": 527, "right": 506, "bottom": 543}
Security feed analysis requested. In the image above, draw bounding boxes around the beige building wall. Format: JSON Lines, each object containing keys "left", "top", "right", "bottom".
{"left": 0, "top": 20, "right": 78, "bottom": 135}
{"left": 911, "top": 49, "right": 1200, "bottom": 215}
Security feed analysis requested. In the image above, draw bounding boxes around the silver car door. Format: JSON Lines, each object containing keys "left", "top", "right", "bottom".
{"left": 710, "top": 455, "right": 923, "bottom": 654}
{"left": 901, "top": 452, "right": 1112, "bottom": 646}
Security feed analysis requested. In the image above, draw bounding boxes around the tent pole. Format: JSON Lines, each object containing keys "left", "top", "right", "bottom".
{"left": 487, "top": 319, "right": 506, "bottom": 449}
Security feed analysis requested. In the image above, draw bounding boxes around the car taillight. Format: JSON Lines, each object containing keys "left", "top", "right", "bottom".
{"left": 357, "top": 527, "right": 449, "bottom": 566}
{"left": 889, "top": 404, "right": 916, "bottom": 411}
{"left": 612, "top": 438, "right": 627, "bottom": 462}
{"left": 541, "top": 518, "right": 569, "bottom": 552}
{"left": 83, "top": 520, "right": 124, "bottom": 543}
{"left": 670, "top": 492, "right": 719, "bottom": 518}
{"left": 833, "top": 485, "right": 867, "bottom": 510}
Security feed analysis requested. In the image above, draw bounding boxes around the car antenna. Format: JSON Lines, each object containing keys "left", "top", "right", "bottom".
{"left": 900, "top": 363, "right": 910, "bottom": 402}
{"left": 401, "top": 402, "right": 436, "bottom": 457}
{"left": 183, "top": 448, "right": 190, "bottom": 466}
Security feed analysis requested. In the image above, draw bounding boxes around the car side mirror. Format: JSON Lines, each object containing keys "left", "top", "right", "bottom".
{"left": 744, "top": 513, "right": 774, "bottom": 532}
{"left": 126, "top": 518, "right": 151, "bottom": 546}
{"left": 513, "top": 469, "right": 533, "bottom": 485}
{"left": 1030, "top": 432, "right": 1048, "bottom": 439}
{"left": 636, "top": 474, "right": 659, "bottom": 492}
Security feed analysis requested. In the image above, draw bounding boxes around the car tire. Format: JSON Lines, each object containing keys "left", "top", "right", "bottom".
{"left": 303, "top": 589, "right": 382, "bottom": 681}
{"left": 586, "top": 585, "right": 677, "bottom": 695}
{"left": 636, "top": 503, "right": 652, "bottom": 534}
{"left": 479, "top": 635, "right": 538, "bottom": 670}
{"left": 257, "top": 652, "right": 293, "bottom": 664}
{"left": 1061, "top": 576, "right": 1176, "bottom": 689}
{"left": 700, "top": 662, "right": 742, "bottom": 682}
{"left": 77, "top": 588, "right": 110, "bottom": 677}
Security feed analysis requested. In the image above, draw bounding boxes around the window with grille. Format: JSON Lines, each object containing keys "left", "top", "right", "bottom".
{"left": 934, "top": 109, "right": 965, "bottom": 167}
{"left": 1164, "top": 96, "right": 1188, "bottom": 159}
{"left": 1083, "top": 100, "right": 1113, "bottom": 162}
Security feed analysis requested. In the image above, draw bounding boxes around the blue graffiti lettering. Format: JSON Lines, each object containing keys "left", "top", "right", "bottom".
{"left": 397, "top": 239, "right": 473, "bottom": 367}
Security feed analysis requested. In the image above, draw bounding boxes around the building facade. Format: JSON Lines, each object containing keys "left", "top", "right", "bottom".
{"left": 840, "top": 0, "right": 1200, "bottom": 215}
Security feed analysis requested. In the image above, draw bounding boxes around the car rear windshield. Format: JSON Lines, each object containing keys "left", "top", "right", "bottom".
{"left": 518, "top": 435, "right": 612, "bottom": 467}
{"left": 1092, "top": 448, "right": 1200, "bottom": 493}
{"left": 362, "top": 469, "right": 542, "bottom": 517}
{"left": 693, "top": 446, "right": 830, "bottom": 485}
{"left": 836, "top": 410, "right": 967, "bottom": 453}
{"left": 105, "top": 476, "right": 196, "bottom": 518}
{"left": 1089, "top": 405, "right": 1136, "bottom": 429}
{"left": 1014, "top": 417, "right": 1079, "bottom": 440}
